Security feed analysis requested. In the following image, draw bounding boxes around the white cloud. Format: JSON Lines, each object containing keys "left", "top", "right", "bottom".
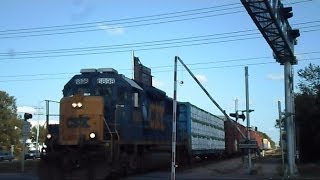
{"left": 17, "top": 106, "right": 36, "bottom": 114}
{"left": 153, "top": 78, "right": 165, "bottom": 88}
{"left": 29, "top": 119, "right": 59, "bottom": 127}
{"left": 267, "top": 73, "right": 284, "bottom": 80}
{"left": 97, "top": 23, "right": 125, "bottom": 35}
{"left": 195, "top": 74, "right": 207, "bottom": 83}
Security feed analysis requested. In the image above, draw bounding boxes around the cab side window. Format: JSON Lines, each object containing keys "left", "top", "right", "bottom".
{"left": 117, "top": 87, "right": 127, "bottom": 105}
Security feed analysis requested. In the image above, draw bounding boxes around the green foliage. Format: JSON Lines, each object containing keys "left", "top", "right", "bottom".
{"left": 0, "top": 90, "right": 22, "bottom": 155}
{"left": 295, "top": 63, "right": 320, "bottom": 162}
{"left": 297, "top": 63, "right": 320, "bottom": 95}
{"left": 29, "top": 125, "right": 47, "bottom": 147}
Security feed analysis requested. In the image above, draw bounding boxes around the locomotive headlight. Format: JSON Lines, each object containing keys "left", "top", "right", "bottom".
{"left": 72, "top": 103, "right": 77, "bottom": 108}
{"left": 77, "top": 102, "right": 83, "bottom": 108}
{"left": 72, "top": 102, "right": 83, "bottom": 108}
{"left": 89, "top": 132, "right": 96, "bottom": 139}
{"left": 46, "top": 133, "right": 52, "bottom": 139}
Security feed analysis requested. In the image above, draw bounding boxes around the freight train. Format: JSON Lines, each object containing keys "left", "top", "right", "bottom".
{"left": 39, "top": 58, "right": 264, "bottom": 180}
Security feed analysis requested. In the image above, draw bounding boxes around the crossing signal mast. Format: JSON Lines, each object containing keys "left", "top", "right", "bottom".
{"left": 241, "top": 0, "right": 300, "bottom": 177}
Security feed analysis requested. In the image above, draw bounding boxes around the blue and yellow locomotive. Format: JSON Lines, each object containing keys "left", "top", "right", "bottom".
{"left": 40, "top": 58, "right": 187, "bottom": 179}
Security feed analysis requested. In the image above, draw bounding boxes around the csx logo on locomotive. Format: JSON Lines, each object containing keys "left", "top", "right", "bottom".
{"left": 66, "top": 116, "right": 90, "bottom": 128}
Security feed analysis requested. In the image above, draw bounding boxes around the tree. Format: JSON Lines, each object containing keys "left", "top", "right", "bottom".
{"left": 0, "top": 91, "right": 22, "bottom": 154}
{"left": 30, "top": 125, "right": 47, "bottom": 148}
{"left": 295, "top": 63, "right": 320, "bottom": 162}
{"left": 297, "top": 63, "right": 320, "bottom": 95}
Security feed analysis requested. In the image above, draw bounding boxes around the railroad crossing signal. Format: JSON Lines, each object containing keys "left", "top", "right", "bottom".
{"left": 22, "top": 113, "right": 32, "bottom": 172}
{"left": 22, "top": 113, "right": 32, "bottom": 136}
{"left": 229, "top": 111, "right": 246, "bottom": 121}
{"left": 22, "top": 121, "right": 31, "bottom": 136}
{"left": 24, "top": 113, "right": 32, "bottom": 121}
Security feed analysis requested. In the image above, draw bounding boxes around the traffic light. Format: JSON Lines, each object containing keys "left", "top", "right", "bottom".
{"left": 280, "top": 6, "right": 293, "bottom": 19}
{"left": 24, "top": 113, "right": 32, "bottom": 121}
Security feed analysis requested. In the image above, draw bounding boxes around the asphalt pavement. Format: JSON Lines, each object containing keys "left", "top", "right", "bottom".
{"left": 0, "top": 173, "right": 38, "bottom": 180}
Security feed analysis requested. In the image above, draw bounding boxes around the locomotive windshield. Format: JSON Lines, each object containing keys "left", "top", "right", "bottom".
{"left": 64, "top": 87, "right": 91, "bottom": 97}
{"left": 63, "top": 75, "right": 117, "bottom": 97}
{"left": 62, "top": 69, "right": 138, "bottom": 107}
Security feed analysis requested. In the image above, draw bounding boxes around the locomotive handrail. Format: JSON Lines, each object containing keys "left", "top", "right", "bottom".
{"left": 103, "top": 117, "right": 113, "bottom": 160}
{"left": 103, "top": 117, "right": 114, "bottom": 140}
{"left": 103, "top": 116, "right": 121, "bottom": 161}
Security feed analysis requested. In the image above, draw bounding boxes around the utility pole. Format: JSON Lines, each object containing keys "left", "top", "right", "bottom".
{"left": 245, "top": 66, "right": 252, "bottom": 172}
{"left": 45, "top": 99, "right": 60, "bottom": 127}
{"left": 235, "top": 98, "right": 238, "bottom": 113}
{"left": 45, "top": 100, "right": 49, "bottom": 127}
{"left": 171, "top": 56, "right": 178, "bottom": 180}
{"left": 34, "top": 106, "right": 43, "bottom": 156}
{"left": 284, "top": 61, "right": 297, "bottom": 175}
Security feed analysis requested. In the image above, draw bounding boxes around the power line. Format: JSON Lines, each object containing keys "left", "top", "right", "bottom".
{"left": 1, "top": 0, "right": 313, "bottom": 35}
{"left": 0, "top": 29, "right": 258, "bottom": 57}
{"left": 0, "top": 3, "right": 240, "bottom": 34}
{"left": 1, "top": 57, "right": 319, "bottom": 83}
{"left": 0, "top": 35, "right": 261, "bottom": 60}
{"left": 0, "top": 19, "right": 318, "bottom": 59}
{"left": 286, "top": 0, "right": 313, "bottom": 5}
{"left": 1, "top": 26, "right": 319, "bottom": 61}
{"left": 0, "top": 6, "right": 243, "bottom": 39}
{"left": 0, "top": 0, "right": 315, "bottom": 39}
{"left": 1, "top": 55, "right": 319, "bottom": 81}
{"left": 153, "top": 57, "right": 320, "bottom": 73}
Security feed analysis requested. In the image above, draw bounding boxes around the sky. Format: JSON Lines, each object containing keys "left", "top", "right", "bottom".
{"left": 1, "top": 0, "right": 319, "bottom": 145}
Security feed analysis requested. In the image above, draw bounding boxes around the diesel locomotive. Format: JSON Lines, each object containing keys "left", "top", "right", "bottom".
{"left": 40, "top": 58, "right": 188, "bottom": 179}
{"left": 39, "top": 58, "right": 263, "bottom": 180}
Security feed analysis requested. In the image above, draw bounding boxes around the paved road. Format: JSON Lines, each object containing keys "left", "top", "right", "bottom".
{"left": 0, "top": 173, "right": 38, "bottom": 180}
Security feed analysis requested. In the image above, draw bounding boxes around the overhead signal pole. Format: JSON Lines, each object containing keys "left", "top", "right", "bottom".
{"left": 241, "top": 0, "right": 300, "bottom": 177}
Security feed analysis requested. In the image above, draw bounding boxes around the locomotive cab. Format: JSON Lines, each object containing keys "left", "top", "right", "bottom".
{"left": 59, "top": 68, "right": 144, "bottom": 145}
